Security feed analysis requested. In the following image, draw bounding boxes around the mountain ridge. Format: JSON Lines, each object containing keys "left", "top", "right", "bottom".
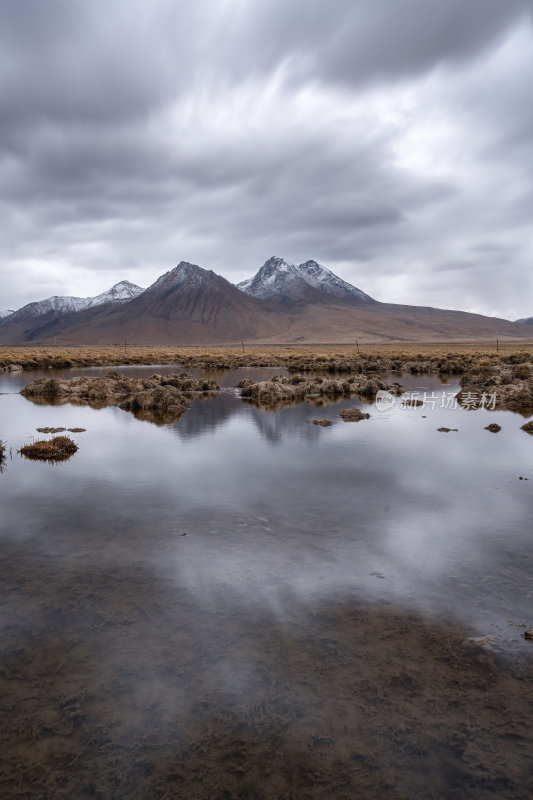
{"left": 237, "top": 256, "right": 374, "bottom": 304}
{"left": 0, "top": 258, "right": 531, "bottom": 345}
{"left": 3, "top": 280, "right": 144, "bottom": 325}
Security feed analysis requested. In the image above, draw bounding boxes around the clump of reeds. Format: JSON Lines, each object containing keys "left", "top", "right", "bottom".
{"left": 521, "top": 420, "right": 533, "bottom": 435}
{"left": 19, "top": 435, "right": 78, "bottom": 461}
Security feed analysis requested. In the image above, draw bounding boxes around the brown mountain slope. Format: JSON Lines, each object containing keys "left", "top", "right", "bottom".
{"left": 15, "top": 262, "right": 290, "bottom": 345}
{"left": 254, "top": 301, "right": 531, "bottom": 343}
{"left": 0, "top": 261, "right": 530, "bottom": 345}
{"left": 29, "top": 299, "right": 531, "bottom": 345}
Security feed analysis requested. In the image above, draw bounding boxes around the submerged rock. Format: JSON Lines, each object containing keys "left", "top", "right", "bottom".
{"left": 339, "top": 408, "right": 371, "bottom": 422}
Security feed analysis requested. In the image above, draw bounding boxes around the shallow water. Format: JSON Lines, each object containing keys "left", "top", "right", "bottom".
{"left": 1, "top": 365, "right": 532, "bottom": 798}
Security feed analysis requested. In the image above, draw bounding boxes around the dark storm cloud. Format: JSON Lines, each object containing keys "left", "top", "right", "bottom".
{"left": 0, "top": 0, "right": 532, "bottom": 317}
{"left": 234, "top": 0, "right": 529, "bottom": 85}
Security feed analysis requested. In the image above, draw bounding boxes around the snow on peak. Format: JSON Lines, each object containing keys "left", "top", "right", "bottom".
{"left": 297, "top": 260, "right": 374, "bottom": 301}
{"left": 0, "top": 308, "right": 16, "bottom": 319}
{"left": 237, "top": 257, "right": 304, "bottom": 298}
{"left": 86, "top": 280, "right": 144, "bottom": 307}
{"left": 4, "top": 280, "right": 145, "bottom": 322}
{"left": 237, "top": 256, "right": 374, "bottom": 302}
{"left": 150, "top": 261, "right": 218, "bottom": 291}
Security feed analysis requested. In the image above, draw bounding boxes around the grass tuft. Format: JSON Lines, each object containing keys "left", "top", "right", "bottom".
{"left": 19, "top": 435, "right": 78, "bottom": 461}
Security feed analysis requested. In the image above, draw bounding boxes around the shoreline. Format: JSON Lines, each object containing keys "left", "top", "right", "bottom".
{"left": 1, "top": 342, "right": 533, "bottom": 373}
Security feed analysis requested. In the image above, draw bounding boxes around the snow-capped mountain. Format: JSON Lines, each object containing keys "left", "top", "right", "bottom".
{"left": 150, "top": 262, "right": 218, "bottom": 291}
{"left": 3, "top": 280, "right": 144, "bottom": 323}
{"left": 0, "top": 309, "right": 15, "bottom": 319}
{"left": 0, "top": 257, "right": 530, "bottom": 345}
{"left": 298, "top": 260, "right": 374, "bottom": 301}
{"left": 78, "top": 260, "right": 283, "bottom": 343}
{"left": 237, "top": 256, "right": 374, "bottom": 303}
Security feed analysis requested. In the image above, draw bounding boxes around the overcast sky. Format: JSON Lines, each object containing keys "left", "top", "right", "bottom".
{"left": 1, "top": 0, "right": 532, "bottom": 318}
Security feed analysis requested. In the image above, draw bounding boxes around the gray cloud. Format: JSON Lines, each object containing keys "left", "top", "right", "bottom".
{"left": 0, "top": 0, "right": 532, "bottom": 318}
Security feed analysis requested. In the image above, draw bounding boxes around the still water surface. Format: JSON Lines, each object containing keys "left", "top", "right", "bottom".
{"left": 1, "top": 365, "right": 532, "bottom": 798}
{"left": 1, "top": 365, "right": 531, "bottom": 641}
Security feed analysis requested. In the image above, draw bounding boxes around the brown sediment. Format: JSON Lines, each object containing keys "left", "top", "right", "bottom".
{"left": 19, "top": 435, "right": 78, "bottom": 461}
{"left": 20, "top": 373, "right": 219, "bottom": 423}
{"left": 1, "top": 555, "right": 532, "bottom": 799}
{"left": 339, "top": 408, "right": 371, "bottom": 421}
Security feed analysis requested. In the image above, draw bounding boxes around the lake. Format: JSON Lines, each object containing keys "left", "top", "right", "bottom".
{"left": 1, "top": 365, "right": 532, "bottom": 798}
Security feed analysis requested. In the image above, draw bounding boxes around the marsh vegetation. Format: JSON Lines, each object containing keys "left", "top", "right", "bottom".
{"left": 19, "top": 435, "right": 78, "bottom": 461}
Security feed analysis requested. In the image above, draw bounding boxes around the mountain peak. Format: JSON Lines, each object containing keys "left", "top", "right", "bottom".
{"left": 238, "top": 256, "right": 375, "bottom": 303}
{"left": 297, "top": 259, "right": 374, "bottom": 302}
{"left": 151, "top": 261, "right": 219, "bottom": 290}
{"left": 2, "top": 280, "right": 144, "bottom": 324}
{"left": 262, "top": 256, "right": 295, "bottom": 273}
{"left": 93, "top": 280, "right": 144, "bottom": 303}
{"left": 237, "top": 256, "right": 302, "bottom": 298}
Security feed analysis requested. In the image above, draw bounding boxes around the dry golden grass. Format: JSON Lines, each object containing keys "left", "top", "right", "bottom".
{"left": 19, "top": 435, "right": 78, "bottom": 461}
{"left": 1, "top": 341, "right": 533, "bottom": 371}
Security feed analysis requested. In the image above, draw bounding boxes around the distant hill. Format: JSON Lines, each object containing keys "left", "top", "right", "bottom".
{"left": 0, "top": 258, "right": 530, "bottom": 345}
{"left": 0, "top": 281, "right": 144, "bottom": 343}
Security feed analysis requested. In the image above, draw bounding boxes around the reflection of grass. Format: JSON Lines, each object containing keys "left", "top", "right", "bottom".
{"left": 19, "top": 435, "right": 78, "bottom": 461}
{"left": 0, "top": 439, "right": 5, "bottom": 469}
